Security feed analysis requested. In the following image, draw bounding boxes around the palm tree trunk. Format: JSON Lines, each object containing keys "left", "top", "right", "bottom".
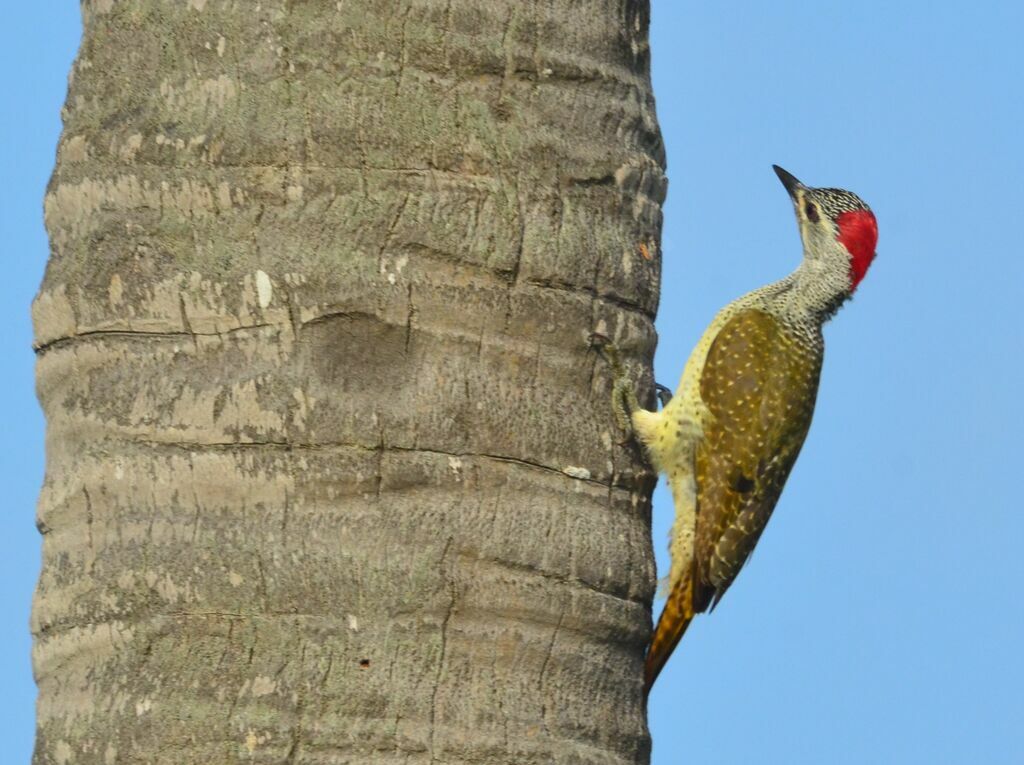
{"left": 33, "top": 1, "right": 665, "bottom": 763}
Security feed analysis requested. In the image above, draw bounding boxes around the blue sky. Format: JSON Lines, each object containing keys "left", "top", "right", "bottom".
{"left": 3, "top": 3, "right": 1022, "bottom": 763}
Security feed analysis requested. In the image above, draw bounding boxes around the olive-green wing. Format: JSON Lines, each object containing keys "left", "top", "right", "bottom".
{"left": 693, "top": 309, "right": 823, "bottom": 610}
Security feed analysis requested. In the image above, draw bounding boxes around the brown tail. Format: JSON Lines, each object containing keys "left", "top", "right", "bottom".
{"left": 644, "top": 577, "right": 696, "bottom": 694}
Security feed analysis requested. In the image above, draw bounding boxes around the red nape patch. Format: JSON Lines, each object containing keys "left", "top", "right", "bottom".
{"left": 836, "top": 210, "right": 878, "bottom": 290}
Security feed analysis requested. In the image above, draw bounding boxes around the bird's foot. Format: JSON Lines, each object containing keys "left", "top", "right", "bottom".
{"left": 589, "top": 333, "right": 638, "bottom": 434}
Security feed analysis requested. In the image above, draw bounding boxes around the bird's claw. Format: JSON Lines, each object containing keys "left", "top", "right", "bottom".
{"left": 655, "top": 383, "right": 673, "bottom": 408}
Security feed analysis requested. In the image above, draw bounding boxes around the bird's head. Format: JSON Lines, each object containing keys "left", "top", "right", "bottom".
{"left": 773, "top": 165, "right": 878, "bottom": 294}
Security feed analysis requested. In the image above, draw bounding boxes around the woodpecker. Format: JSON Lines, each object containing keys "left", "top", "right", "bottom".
{"left": 597, "top": 166, "right": 878, "bottom": 692}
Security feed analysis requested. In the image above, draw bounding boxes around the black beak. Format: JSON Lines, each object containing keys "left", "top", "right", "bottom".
{"left": 773, "top": 165, "right": 805, "bottom": 199}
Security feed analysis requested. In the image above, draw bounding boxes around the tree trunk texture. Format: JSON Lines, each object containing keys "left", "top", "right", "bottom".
{"left": 32, "top": 1, "right": 665, "bottom": 763}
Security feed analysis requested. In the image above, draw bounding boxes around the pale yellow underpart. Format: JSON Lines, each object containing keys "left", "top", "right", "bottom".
{"left": 631, "top": 294, "right": 764, "bottom": 596}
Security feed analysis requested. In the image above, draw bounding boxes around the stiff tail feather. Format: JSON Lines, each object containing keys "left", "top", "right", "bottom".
{"left": 644, "top": 576, "right": 696, "bottom": 693}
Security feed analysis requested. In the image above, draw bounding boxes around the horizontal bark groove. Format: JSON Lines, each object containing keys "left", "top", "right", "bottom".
{"left": 33, "top": 282, "right": 654, "bottom": 355}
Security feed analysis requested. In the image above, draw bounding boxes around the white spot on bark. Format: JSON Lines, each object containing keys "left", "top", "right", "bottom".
{"left": 135, "top": 697, "right": 153, "bottom": 716}
{"left": 286, "top": 185, "right": 303, "bottom": 202}
{"left": 348, "top": 614, "right": 359, "bottom": 631}
{"left": 251, "top": 676, "right": 276, "bottom": 697}
{"left": 228, "top": 571, "right": 244, "bottom": 587}
{"left": 291, "top": 388, "right": 315, "bottom": 429}
{"left": 255, "top": 270, "right": 273, "bottom": 308}
{"left": 633, "top": 192, "right": 652, "bottom": 221}
{"left": 104, "top": 744, "right": 117, "bottom": 765}
{"left": 120, "top": 133, "right": 143, "bottom": 161}
{"left": 216, "top": 182, "right": 232, "bottom": 210}
{"left": 109, "top": 274, "right": 124, "bottom": 306}
{"left": 64, "top": 135, "right": 89, "bottom": 163}
{"left": 621, "top": 248, "right": 633, "bottom": 275}
{"left": 614, "top": 162, "right": 638, "bottom": 189}
{"left": 216, "top": 35, "right": 226, "bottom": 57}
{"left": 188, "top": 0, "right": 207, "bottom": 10}
{"left": 379, "top": 256, "right": 406, "bottom": 286}
{"left": 562, "top": 466, "right": 592, "bottom": 480}
{"left": 448, "top": 456, "right": 463, "bottom": 481}
{"left": 155, "top": 574, "right": 186, "bottom": 603}
{"left": 600, "top": 431, "right": 613, "bottom": 449}
{"left": 54, "top": 741, "right": 72, "bottom": 765}
{"left": 160, "top": 74, "right": 237, "bottom": 111}
{"left": 244, "top": 730, "right": 271, "bottom": 754}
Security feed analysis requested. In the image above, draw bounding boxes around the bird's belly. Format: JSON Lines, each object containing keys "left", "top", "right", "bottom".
{"left": 638, "top": 299, "right": 752, "bottom": 593}
{"left": 632, "top": 400, "right": 703, "bottom": 594}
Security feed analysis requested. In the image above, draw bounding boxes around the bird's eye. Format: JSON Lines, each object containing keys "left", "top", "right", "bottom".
{"left": 804, "top": 201, "right": 820, "bottom": 223}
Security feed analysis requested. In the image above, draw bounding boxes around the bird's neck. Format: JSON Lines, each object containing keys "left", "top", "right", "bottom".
{"left": 762, "top": 255, "right": 851, "bottom": 326}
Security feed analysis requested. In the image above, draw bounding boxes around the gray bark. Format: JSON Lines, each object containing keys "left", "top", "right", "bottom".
{"left": 32, "top": 1, "right": 665, "bottom": 763}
